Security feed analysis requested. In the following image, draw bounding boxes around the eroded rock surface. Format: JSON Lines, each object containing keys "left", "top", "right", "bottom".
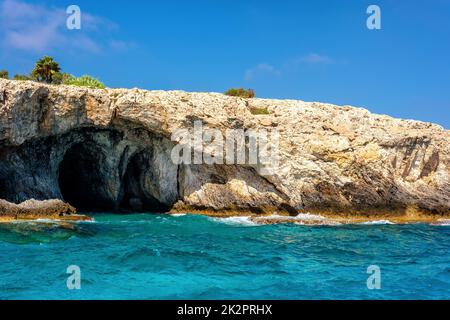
{"left": 0, "top": 79, "right": 449, "bottom": 217}
{"left": 0, "top": 198, "right": 91, "bottom": 222}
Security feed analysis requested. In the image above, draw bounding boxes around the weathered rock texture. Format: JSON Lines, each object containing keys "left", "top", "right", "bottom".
{"left": 0, "top": 79, "right": 449, "bottom": 217}
{"left": 0, "top": 198, "right": 74, "bottom": 217}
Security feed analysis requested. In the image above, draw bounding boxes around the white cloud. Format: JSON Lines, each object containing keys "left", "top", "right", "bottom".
{"left": 1, "top": 0, "right": 63, "bottom": 52}
{"left": 109, "top": 40, "right": 137, "bottom": 52}
{"left": 296, "top": 53, "right": 333, "bottom": 64}
{"left": 300, "top": 53, "right": 333, "bottom": 64}
{"left": 0, "top": 0, "right": 132, "bottom": 54}
{"left": 283, "top": 53, "right": 334, "bottom": 70}
{"left": 244, "top": 53, "right": 335, "bottom": 81}
{"left": 244, "top": 63, "right": 281, "bottom": 81}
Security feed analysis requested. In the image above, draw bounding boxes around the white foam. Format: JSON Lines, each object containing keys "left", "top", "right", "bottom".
{"left": 171, "top": 213, "right": 187, "bottom": 217}
{"left": 291, "top": 213, "right": 327, "bottom": 221}
{"left": 210, "top": 216, "right": 258, "bottom": 226}
{"left": 34, "top": 219, "right": 58, "bottom": 223}
{"left": 359, "top": 220, "right": 394, "bottom": 225}
{"left": 253, "top": 213, "right": 328, "bottom": 222}
{"left": 432, "top": 219, "right": 450, "bottom": 226}
{"left": 232, "top": 213, "right": 340, "bottom": 226}
{"left": 8, "top": 218, "right": 95, "bottom": 225}
{"left": 211, "top": 213, "right": 341, "bottom": 226}
{"left": 9, "top": 218, "right": 60, "bottom": 224}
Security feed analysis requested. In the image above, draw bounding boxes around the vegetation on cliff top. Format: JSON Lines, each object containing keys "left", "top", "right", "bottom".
{"left": 31, "top": 56, "right": 61, "bottom": 83}
{"left": 225, "top": 88, "right": 255, "bottom": 98}
{"left": 12, "top": 74, "right": 32, "bottom": 81}
{"left": 3, "top": 57, "right": 259, "bottom": 96}
{"left": 3, "top": 57, "right": 261, "bottom": 95}
{"left": 61, "top": 74, "right": 106, "bottom": 89}
{"left": 1, "top": 56, "right": 106, "bottom": 89}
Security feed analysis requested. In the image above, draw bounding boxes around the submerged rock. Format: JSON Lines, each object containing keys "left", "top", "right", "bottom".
{"left": 0, "top": 79, "right": 449, "bottom": 219}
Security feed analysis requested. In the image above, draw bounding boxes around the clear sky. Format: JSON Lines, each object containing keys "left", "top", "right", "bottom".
{"left": 1, "top": 0, "right": 449, "bottom": 128}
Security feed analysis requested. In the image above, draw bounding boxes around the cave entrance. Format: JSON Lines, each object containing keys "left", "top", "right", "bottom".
{"left": 58, "top": 142, "right": 116, "bottom": 211}
{"left": 119, "top": 151, "right": 169, "bottom": 213}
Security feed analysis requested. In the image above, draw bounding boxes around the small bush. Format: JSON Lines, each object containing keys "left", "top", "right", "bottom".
{"left": 225, "top": 88, "right": 255, "bottom": 98}
{"left": 52, "top": 72, "right": 72, "bottom": 85}
{"left": 0, "top": 70, "right": 8, "bottom": 79}
{"left": 63, "top": 75, "right": 106, "bottom": 89}
{"left": 13, "top": 74, "right": 32, "bottom": 81}
{"left": 249, "top": 106, "right": 270, "bottom": 115}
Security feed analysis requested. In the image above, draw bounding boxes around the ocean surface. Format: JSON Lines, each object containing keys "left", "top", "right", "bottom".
{"left": 0, "top": 213, "right": 449, "bottom": 300}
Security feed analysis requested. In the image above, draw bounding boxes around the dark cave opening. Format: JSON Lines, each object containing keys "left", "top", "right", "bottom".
{"left": 58, "top": 142, "right": 117, "bottom": 211}
{"left": 119, "top": 151, "right": 169, "bottom": 213}
{"left": 58, "top": 142, "right": 169, "bottom": 213}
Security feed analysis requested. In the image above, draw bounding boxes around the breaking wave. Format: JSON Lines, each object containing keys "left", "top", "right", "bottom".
{"left": 359, "top": 220, "right": 395, "bottom": 225}
{"left": 209, "top": 216, "right": 258, "bottom": 226}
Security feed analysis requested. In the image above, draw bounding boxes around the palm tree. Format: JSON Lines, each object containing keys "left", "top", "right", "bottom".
{"left": 0, "top": 70, "right": 8, "bottom": 79}
{"left": 31, "top": 56, "right": 61, "bottom": 83}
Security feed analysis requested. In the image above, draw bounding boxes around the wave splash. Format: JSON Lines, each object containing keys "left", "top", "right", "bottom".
{"left": 210, "top": 213, "right": 341, "bottom": 226}
{"left": 359, "top": 220, "right": 394, "bottom": 225}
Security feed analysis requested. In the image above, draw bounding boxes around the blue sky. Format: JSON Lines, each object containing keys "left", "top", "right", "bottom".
{"left": 1, "top": 0, "right": 450, "bottom": 128}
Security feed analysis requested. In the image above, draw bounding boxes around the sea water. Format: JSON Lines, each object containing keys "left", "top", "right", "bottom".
{"left": 0, "top": 213, "right": 449, "bottom": 299}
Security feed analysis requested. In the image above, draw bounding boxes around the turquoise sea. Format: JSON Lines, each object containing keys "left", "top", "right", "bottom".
{"left": 0, "top": 213, "right": 449, "bottom": 300}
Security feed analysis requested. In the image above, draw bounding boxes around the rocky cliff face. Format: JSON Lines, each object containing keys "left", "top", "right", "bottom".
{"left": 0, "top": 78, "right": 449, "bottom": 218}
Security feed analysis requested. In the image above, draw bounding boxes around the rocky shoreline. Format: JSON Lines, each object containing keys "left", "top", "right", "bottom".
{"left": 169, "top": 207, "right": 450, "bottom": 225}
{"left": 0, "top": 197, "right": 448, "bottom": 225}
{"left": 0, "top": 78, "right": 449, "bottom": 223}
{"left": 0, "top": 198, "right": 91, "bottom": 223}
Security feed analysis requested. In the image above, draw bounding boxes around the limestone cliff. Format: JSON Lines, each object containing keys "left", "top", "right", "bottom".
{"left": 0, "top": 78, "right": 449, "bottom": 219}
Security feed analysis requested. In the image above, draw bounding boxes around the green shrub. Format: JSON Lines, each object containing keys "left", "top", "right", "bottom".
{"left": 63, "top": 75, "right": 106, "bottom": 89}
{"left": 13, "top": 74, "right": 32, "bottom": 81}
{"left": 225, "top": 88, "right": 255, "bottom": 98}
{"left": 52, "top": 72, "right": 73, "bottom": 85}
{"left": 5, "top": 57, "right": 105, "bottom": 88}
{"left": 249, "top": 106, "right": 270, "bottom": 115}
